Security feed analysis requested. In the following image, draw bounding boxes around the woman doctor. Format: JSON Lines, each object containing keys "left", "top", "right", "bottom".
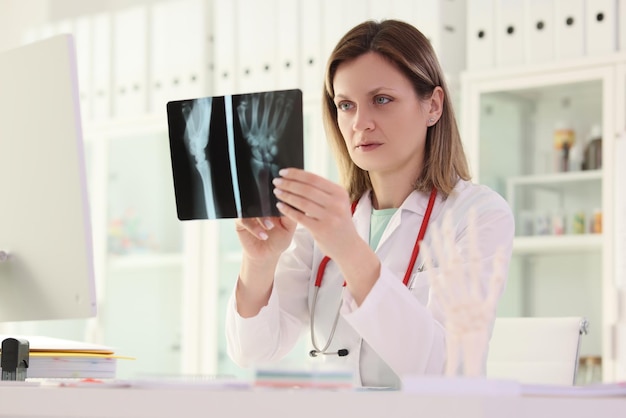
{"left": 226, "top": 19, "right": 515, "bottom": 389}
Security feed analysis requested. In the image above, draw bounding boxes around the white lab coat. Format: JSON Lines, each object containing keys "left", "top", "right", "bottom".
{"left": 226, "top": 179, "right": 515, "bottom": 388}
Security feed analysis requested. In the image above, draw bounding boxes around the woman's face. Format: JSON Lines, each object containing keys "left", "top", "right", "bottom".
{"left": 332, "top": 52, "right": 431, "bottom": 180}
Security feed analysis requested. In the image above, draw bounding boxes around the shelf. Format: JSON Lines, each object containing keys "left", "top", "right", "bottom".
{"left": 108, "top": 252, "right": 183, "bottom": 271}
{"left": 507, "top": 170, "right": 602, "bottom": 186}
{"left": 513, "top": 234, "right": 602, "bottom": 255}
{"left": 83, "top": 114, "right": 168, "bottom": 139}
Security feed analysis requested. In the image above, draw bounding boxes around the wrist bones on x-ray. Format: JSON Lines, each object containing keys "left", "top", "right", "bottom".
{"left": 237, "top": 92, "right": 295, "bottom": 214}
{"left": 182, "top": 98, "right": 216, "bottom": 218}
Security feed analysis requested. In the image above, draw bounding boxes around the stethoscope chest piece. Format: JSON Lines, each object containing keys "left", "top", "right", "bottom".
{"left": 309, "top": 348, "right": 349, "bottom": 357}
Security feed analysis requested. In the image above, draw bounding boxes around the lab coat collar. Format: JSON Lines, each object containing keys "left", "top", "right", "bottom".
{"left": 352, "top": 189, "right": 444, "bottom": 248}
{"left": 354, "top": 189, "right": 441, "bottom": 216}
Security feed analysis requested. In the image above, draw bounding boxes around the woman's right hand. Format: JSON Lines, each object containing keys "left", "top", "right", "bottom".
{"left": 234, "top": 216, "right": 297, "bottom": 265}
{"left": 234, "top": 216, "right": 297, "bottom": 317}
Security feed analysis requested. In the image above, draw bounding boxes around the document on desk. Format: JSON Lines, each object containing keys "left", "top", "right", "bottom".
{"left": 0, "top": 335, "right": 114, "bottom": 354}
{"left": 0, "top": 335, "right": 132, "bottom": 379}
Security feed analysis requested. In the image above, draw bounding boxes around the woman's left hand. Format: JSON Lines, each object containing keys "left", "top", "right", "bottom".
{"left": 274, "top": 167, "right": 381, "bottom": 305}
{"left": 272, "top": 168, "right": 358, "bottom": 262}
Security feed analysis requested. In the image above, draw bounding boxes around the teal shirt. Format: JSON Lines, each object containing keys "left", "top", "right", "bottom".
{"left": 369, "top": 207, "right": 397, "bottom": 250}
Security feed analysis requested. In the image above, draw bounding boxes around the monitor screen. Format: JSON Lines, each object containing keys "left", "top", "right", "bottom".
{"left": 0, "top": 34, "right": 97, "bottom": 322}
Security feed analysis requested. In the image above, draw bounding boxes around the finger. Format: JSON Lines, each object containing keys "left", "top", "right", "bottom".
{"left": 430, "top": 223, "right": 448, "bottom": 280}
{"left": 273, "top": 172, "right": 337, "bottom": 202}
{"left": 420, "top": 225, "right": 449, "bottom": 306}
{"left": 277, "top": 167, "right": 329, "bottom": 187}
{"left": 276, "top": 168, "right": 345, "bottom": 202}
{"left": 442, "top": 210, "right": 466, "bottom": 302}
{"left": 273, "top": 181, "right": 347, "bottom": 223}
{"left": 276, "top": 212, "right": 297, "bottom": 228}
{"left": 276, "top": 201, "right": 315, "bottom": 227}
{"left": 273, "top": 186, "right": 321, "bottom": 220}
{"left": 467, "top": 207, "right": 482, "bottom": 301}
{"left": 235, "top": 217, "right": 272, "bottom": 240}
{"left": 235, "top": 217, "right": 273, "bottom": 231}
{"left": 485, "top": 246, "right": 506, "bottom": 309}
{"left": 422, "top": 241, "right": 435, "bottom": 273}
{"left": 442, "top": 210, "right": 459, "bottom": 266}
{"left": 422, "top": 243, "right": 453, "bottom": 312}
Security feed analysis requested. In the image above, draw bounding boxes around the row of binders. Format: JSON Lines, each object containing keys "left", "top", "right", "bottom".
{"left": 20, "top": 0, "right": 467, "bottom": 124}
{"left": 468, "top": 0, "right": 626, "bottom": 70}
{"left": 27, "top": 0, "right": 626, "bottom": 122}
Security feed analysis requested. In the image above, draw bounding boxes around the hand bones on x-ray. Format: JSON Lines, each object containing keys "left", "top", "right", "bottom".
{"left": 237, "top": 92, "right": 294, "bottom": 214}
{"left": 182, "top": 97, "right": 217, "bottom": 218}
{"left": 420, "top": 208, "right": 506, "bottom": 377}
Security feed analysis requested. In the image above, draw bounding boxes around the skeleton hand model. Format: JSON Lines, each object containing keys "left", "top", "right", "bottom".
{"left": 237, "top": 92, "right": 294, "bottom": 215}
{"left": 421, "top": 208, "right": 506, "bottom": 377}
{"left": 182, "top": 98, "right": 215, "bottom": 218}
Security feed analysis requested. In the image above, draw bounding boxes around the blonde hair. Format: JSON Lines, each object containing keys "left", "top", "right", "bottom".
{"left": 322, "top": 19, "right": 470, "bottom": 201}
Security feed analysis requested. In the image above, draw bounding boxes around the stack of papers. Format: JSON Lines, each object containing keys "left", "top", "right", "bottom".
{"left": 0, "top": 335, "right": 132, "bottom": 379}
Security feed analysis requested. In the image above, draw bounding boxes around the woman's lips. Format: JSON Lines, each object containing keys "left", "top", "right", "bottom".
{"left": 356, "top": 143, "right": 381, "bottom": 151}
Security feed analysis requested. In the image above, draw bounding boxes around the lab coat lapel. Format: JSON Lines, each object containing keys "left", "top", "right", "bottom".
{"left": 376, "top": 191, "right": 431, "bottom": 249}
{"left": 353, "top": 191, "right": 373, "bottom": 242}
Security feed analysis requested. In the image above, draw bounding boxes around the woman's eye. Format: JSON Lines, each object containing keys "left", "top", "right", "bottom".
{"left": 338, "top": 102, "right": 353, "bottom": 111}
{"left": 375, "top": 96, "right": 391, "bottom": 105}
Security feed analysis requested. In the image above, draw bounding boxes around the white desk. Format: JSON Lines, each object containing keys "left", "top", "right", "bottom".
{"left": 0, "top": 386, "right": 624, "bottom": 418}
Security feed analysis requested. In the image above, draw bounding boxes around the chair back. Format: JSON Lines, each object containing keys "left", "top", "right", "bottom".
{"left": 487, "top": 316, "right": 587, "bottom": 385}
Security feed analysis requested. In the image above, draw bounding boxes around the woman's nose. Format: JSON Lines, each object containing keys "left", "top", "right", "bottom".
{"left": 352, "top": 106, "right": 375, "bottom": 132}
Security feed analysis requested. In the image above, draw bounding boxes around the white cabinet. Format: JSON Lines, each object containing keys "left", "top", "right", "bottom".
{"left": 461, "top": 54, "right": 625, "bottom": 382}
{"left": 83, "top": 118, "right": 186, "bottom": 378}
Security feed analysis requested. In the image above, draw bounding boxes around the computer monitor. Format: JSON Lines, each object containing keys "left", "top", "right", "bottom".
{"left": 0, "top": 34, "right": 97, "bottom": 322}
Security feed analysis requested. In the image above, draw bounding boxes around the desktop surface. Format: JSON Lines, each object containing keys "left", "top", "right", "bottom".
{"left": 0, "top": 384, "right": 624, "bottom": 418}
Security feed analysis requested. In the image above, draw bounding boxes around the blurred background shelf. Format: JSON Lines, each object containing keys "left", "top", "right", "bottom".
{"left": 513, "top": 234, "right": 602, "bottom": 254}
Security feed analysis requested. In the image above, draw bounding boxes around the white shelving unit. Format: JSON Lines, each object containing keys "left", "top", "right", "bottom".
{"left": 507, "top": 170, "right": 603, "bottom": 247}
{"left": 512, "top": 235, "right": 602, "bottom": 254}
{"left": 461, "top": 52, "right": 626, "bottom": 382}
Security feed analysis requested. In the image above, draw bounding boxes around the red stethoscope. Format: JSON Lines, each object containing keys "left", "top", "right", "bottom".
{"left": 309, "top": 187, "right": 438, "bottom": 357}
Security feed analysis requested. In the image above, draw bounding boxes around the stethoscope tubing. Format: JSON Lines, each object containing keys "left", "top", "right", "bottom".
{"left": 308, "top": 188, "right": 438, "bottom": 357}
{"left": 309, "top": 286, "right": 344, "bottom": 357}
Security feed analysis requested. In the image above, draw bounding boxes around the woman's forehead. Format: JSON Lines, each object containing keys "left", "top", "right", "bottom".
{"left": 333, "top": 52, "right": 411, "bottom": 96}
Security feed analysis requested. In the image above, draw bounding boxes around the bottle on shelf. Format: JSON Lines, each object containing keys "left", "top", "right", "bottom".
{"left": 551, "top": 211, "right": 566, "bottom": 235}
{"left": 553, "top": 121, "right": 575, "bottom": 173}
{"left": 571, "top": 210, "right": 586, "bottom": 235}
{"left": 583, "top": 124, "right": 602, "bottom": 170}
{"left": 576, "top": 356, "right": 602, "bottom": 385}
{"left": 591, "top": 209, "right": 602, "bottom": 234}
{"left": 568, "top": 137, "right": 583, "bottom": 172}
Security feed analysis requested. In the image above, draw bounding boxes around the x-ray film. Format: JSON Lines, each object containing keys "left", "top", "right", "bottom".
{"left": 167, "top": 88, "right": 303, "bottom": 220}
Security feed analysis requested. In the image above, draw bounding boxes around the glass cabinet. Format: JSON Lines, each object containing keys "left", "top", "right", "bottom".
{"left": 461, "top": 58, "right": 620, "bottom": 382}
{"left": 87, "top": 120, "right": 185, "bottom": 378}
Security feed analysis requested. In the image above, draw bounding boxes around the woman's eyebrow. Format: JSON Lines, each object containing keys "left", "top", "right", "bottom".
{"left": 335, "top": 87, "right": 398, "bottom": 100}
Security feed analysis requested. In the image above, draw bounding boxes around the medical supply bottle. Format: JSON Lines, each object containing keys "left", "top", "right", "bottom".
{"left": 582, "top": 124, "right": 602, "bottom": 170}
{"left": 553, "top": 121, "right": 575, "bottom": 172}
{"left": 568, "top": 134, "right": 583, "bottom": 172}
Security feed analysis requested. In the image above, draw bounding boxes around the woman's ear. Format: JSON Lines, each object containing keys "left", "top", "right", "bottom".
{"left": 427, "top": 86, "right": 444, "bottom": 126}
